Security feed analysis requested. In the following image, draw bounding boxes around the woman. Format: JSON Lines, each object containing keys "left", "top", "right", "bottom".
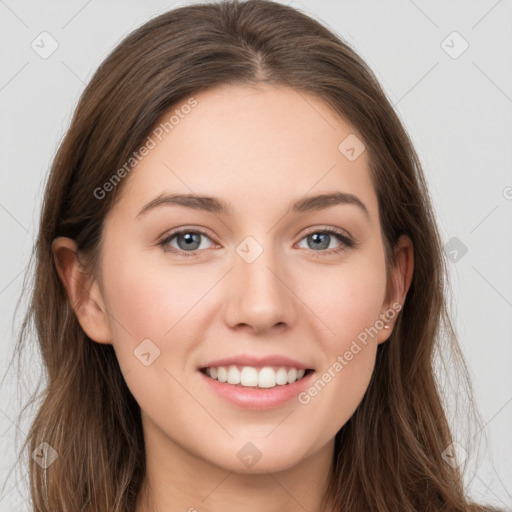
{"left": 10, "top": 0, "right": 503, "bottom": 510}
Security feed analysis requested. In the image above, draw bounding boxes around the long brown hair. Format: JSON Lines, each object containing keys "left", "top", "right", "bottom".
{"left": 6, "top": 0, "right": 499, "bottom": 510}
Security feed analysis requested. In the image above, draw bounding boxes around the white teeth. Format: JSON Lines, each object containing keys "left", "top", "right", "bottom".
{"left": 217, "top": 367, "right": 227, "bottom": 383}
{"left": 258, "top": 367, "right": 276, "bottom": 388}
{"left": 287, "top": 368, "right": 297, "bottom": 383}
{"left": 241, "top": 366, "right": 258, "bottom": 386}
{"left": 275, "top": 368, "right": 288, "bottom": 385}
{"left": 227, "top": 365, "right": 241, "bottom": 384}
{"left": 203, "top": 365, "right": 309, "bottom": 388}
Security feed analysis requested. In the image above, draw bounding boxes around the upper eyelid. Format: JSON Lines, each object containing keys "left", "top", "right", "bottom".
{"left": 161, "top": 226, "right": 352, "bottom": 242}
{"left": 160, "top": 227, "right": 217, "bottom": 244}
{"left": 301, "top": 225, "right": 352, "bottom": 239}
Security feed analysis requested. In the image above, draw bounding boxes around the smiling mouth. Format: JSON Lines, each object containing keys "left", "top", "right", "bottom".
{"left": 199, "top": 365, "right": 314, "bottom": 389}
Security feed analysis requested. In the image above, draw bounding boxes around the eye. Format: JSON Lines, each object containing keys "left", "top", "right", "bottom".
{"left": 297, "top": 228, "right": 354, "bottom": 255}
{"left": 158, "top": 228, "right": 215, "bottom": 257}
{"left": 158, "top": 226, "right": 355, "bottom": 258}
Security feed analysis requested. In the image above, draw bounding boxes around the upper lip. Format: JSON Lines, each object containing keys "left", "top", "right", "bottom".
{"left": 199, "top": 354, "right": 313, "bottom": 370}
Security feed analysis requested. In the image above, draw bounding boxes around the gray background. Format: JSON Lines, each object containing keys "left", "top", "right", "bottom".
{"left": 1, "top": 0, "right": 511, "bottom": 510}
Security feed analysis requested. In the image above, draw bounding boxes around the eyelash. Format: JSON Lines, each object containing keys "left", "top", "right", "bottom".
{"left": 158, "top": 227, "right": 355, "bottom": 258}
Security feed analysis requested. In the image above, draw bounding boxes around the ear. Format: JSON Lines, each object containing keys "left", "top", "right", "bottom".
{"left": 51, "top": 236, "right": 112, "bottom": 344}
{"left": 376, "top": 234, "right": 414, "bottom": 344}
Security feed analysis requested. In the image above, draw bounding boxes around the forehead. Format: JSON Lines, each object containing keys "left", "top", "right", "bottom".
{"left": 113, "top": 83, "right": 377, "bottom": 222}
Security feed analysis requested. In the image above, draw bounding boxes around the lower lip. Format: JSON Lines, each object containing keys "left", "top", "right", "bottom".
{"left": 198, "top": 370, "right": 315, "bottom": 410}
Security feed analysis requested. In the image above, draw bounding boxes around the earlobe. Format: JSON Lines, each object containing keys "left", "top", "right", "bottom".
{"left": 377, "top": 234, "right": 414, "bottom": 344}
{"left": 51, "top": 237, "right": 112, "bottom": 344}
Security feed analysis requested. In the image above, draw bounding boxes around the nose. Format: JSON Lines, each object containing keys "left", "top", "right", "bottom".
{"left": 223, "top": 243, "right": 296, "bottom": 334}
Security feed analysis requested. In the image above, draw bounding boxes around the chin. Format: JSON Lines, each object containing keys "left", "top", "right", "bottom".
{"left": 199, "top": 437, "right": 313, "bottom": 475}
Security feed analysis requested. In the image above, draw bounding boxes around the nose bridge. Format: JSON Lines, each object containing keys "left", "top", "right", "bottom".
{"left": 224, "top": 234, "right": 295, "bottom": 331}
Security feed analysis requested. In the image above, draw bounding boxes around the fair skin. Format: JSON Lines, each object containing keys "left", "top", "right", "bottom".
{"left": 52, "top": 83, "right": 413, "bottom": 512}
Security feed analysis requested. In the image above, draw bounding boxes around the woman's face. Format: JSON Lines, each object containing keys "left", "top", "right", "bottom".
{"left": 79, "top": 83, "right": 408, "bottom": 474}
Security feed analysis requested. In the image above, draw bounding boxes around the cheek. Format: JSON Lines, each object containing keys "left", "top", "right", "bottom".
{"left": 294, "top": 248, "right": 386, "bottom": 421}
{"left": 100, "top": 246, "right": 218, "bottom": 344}
{"left": 299, "top": 248, "right": 387, "bottom": 348}
{"left": 99, "top": 249, "right": 211, "bottom": 412}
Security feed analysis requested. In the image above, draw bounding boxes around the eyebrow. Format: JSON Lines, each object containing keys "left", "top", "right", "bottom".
{"left": 136, "top": 192, "right": 370, "bottom": 220}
